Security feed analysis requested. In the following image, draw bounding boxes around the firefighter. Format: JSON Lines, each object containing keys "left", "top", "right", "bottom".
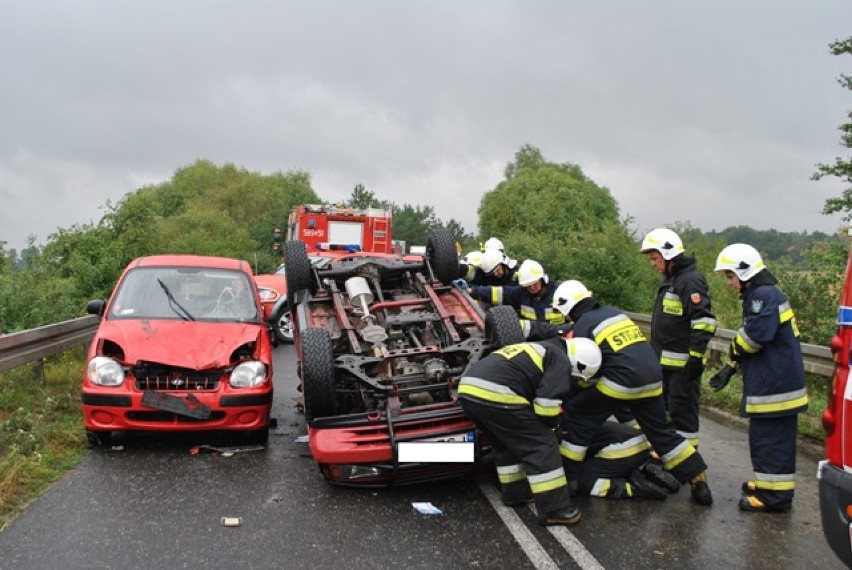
{"left": 710, "top": 243, "right": 808, "bottom": 513}
{"left": 567, "top": 420, "right": 681, "bottom": 500}
{"left": 482, "top": 237, "right": 519, "bottom": 270}
{"left": 467, "top": 259, "right": 564, "bottom": 324}
{"left": 458, "top": 337, "right": 603, "bottom": 526}
{"left": 551, "top": 279, "right": 714, "bottom": 506}
{"left": 640, "top": 228, "right": 717, "bottom": 448}
{"left": 458, "top": 247, "right": 517, "bottom": 286}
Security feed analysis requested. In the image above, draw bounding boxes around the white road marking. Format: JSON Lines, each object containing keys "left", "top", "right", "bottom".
{"left": 480, "top": 482, "right": 606, "bottom": 570}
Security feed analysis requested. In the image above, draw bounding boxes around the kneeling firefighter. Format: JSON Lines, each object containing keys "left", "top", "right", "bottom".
{"left": 458, "top": 337, "right": 602, "bottom": 526}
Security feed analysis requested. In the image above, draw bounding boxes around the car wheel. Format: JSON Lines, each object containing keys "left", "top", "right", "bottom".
{"left": 241, "top": 425, "right": 270, "bottom": 446}
{"left": 485, "top": 305, "right": 525, "bottom": 348}
{"left": 426, "top": 228, "right": 459, "bottom": 285}
{"left": 85, "top": 429, "right": 112, "bottom": 447}
{"left": 301, "top": 327, "right": 337, "bottom": 424}
{"left": 274, "top": 310, "right": 294, "bottom": 343}
{"left": 284, "top": 240, "right": 313, "bottom": 294}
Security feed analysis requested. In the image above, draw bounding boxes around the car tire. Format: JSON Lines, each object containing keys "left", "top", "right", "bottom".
{"left": 241, "top": 425, "right": 270, "bottom": 446}
{"left": 301, "top": 327, "right": 337, "bottom": 424}
{"left": 426, "top": 228, "right": 459, "bottom": 285}
{"left": 283, "top": 239, "right": 313, "bottom": 295}
{"left": 85, "top": 429, "right": 112, "bottom": 447}
{"left": 485, "top": 305, "right": 525, "bottom": 348}
{"left": 273, "top": 309, "right": 294, "bottom": 344}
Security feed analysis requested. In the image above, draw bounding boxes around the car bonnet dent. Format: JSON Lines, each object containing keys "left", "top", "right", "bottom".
{"left": 94, "top": 320, "right": 264, "bottom": 369}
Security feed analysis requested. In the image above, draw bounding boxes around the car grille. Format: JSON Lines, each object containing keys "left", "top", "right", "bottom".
{"left": 132, "top": 365, "right": 223, "bottom": 391}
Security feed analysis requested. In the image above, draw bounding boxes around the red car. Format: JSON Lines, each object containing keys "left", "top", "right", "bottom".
{"left": 254, "top": 263, "right": 293, "bottom": 344}
{"left": 82, "top": 255, "right": 274, "bottom": 445}
{"left": 284, "top": 228, "right": 521, "bottom": 486}
{"left": 820, "top": 247, "right": 852, "bottom": 567}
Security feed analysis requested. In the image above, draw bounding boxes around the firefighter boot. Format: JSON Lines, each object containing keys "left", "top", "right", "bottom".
{"left": 741, "top": 480, "right": 756, "bottom": 494}
{"left": 627, "top": 469, "right": 668, "bottom": 500}
{"left": 739, "top": 495, "right": 791, "bottom": 513}
{"left": 640, "top": 461, "right": 681, "bottom": 493}
{"left": 537, "top": 506, "right": 582, "bottom": 527}
{"left": 501, "top": 481, "right": 534, "bottom": 507}
{"left": 689, "top": 471, "right": 713, "bottom": 506}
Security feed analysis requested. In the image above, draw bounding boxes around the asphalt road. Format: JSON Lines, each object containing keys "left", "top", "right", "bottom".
{"left": 0, "top": 344, "right": 845, "bottom": 569}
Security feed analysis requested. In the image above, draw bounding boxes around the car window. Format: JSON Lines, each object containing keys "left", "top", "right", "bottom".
{"left": 109, "top": 267, "right": 259, "bottom": 322}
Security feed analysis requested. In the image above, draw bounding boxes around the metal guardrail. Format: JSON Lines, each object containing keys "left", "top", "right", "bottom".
{"left": 0, "top": 315, "right": 99, "bottom": 373}
{"left": 0, "top": 313, "right": 837, "bottom": 378}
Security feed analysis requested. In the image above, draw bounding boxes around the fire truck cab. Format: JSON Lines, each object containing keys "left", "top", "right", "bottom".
{"left": 285, "top": 204, "right": 401, "bottom": 254}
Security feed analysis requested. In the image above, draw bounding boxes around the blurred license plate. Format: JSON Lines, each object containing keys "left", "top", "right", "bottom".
{"left": 141, "top": 391, "right": 212, "bottom": 419}
{"left": 397, "top": 432, "right": 475, "bottom": 463}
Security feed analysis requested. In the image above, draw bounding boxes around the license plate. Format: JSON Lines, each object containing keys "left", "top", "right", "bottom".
{"left": 397, "top": 432, "right": 475, "bottom": 463}
{"left": 141, "top": 391, "right": 212, "bottom": 419}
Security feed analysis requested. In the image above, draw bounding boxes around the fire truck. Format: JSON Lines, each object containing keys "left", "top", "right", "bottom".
{"left": 281, "top": 204, "right": 401, "bottom": 254}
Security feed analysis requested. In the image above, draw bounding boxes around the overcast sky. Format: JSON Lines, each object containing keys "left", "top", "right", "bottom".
{"left": 1, "top": 1, "right": 850, "bottom": 253}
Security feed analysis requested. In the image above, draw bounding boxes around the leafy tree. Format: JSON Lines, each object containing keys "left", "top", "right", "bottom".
{"left": 478, "top": 145, "right": 654, "bottom": 311}
{"left": 815, "top": 37, "right": 852, "bottom": 221}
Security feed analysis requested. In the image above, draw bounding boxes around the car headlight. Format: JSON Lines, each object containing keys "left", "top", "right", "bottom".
{"left": 87, "top": 356, "right": 126, "bottom": 386}
{"left": 229, "top": 361, "right": 268, "bottom": 388}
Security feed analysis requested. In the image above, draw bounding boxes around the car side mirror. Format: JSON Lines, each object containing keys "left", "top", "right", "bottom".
{"left": 87, "top": 299, "right": 106, "bottom": 317}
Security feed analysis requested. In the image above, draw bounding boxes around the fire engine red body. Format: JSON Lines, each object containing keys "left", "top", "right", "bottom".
{"left": 819, "top": 247, "right": 852, "bottom": 567}
{"left": 286, "top": 204, "right": 399, "bottom": 254}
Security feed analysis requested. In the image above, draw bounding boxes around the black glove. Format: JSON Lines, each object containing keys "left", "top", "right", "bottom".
{"left": 684, "top": 355, "right": 704, "bottom": 381}
{"left": 708, "top": 364, "right": 736, "bottom": 391}
{"left": 555, "top": 322, "right": 573, "bottom": 336}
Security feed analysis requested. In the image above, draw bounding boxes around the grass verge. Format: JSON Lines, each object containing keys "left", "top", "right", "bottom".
{"left": 0, "top": 348, "right": 89, "bottom": 531}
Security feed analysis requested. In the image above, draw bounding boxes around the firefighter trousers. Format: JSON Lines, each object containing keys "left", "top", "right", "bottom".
{"left": 459, "top": 398, "right": 573, "bottom": 514}
{"left": 748, "top": 415, "right": 798, "bottom": 509}
{"left": 573, "top": 422, "right": 650, "bottom": 499}
{"left": 561, "top": 387, "right": 707, "bottom": 484}
{"left": 663, "top": 367, "right": 700, "bottom": 448}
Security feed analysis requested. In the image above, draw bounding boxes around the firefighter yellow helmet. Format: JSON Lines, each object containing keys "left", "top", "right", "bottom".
{"left": 516, "top": 259, "right": 547, "bottom": 286}
{"left": 552, "top": 280, "right": 592, "bottom": 317}
{"left": 480, "top": 248, "right": 507, "bottom": 274}
{"left": 714, "top": 243, "right": 765, "bottom": 281}
{"left": 565, "top": 337, "right": 602, "bottom": 381}
{"left": 640, "top": 228, "right": 684, "bottom": 261}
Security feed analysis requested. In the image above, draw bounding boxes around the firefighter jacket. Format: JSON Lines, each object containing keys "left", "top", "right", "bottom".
{"left": 650, "top": 255, "right": 717, "bottom": 369}
{"left": 734, "top": 275, "right": 808, "bottom": 418}
{"left": 469, "top": 279, "right": 565, "bottom": 324}
{"left": 571, "top": 299, "right": 664, "bottom": 400}
{"left": 458, "top": 338, "right": 574, "bottom": 427}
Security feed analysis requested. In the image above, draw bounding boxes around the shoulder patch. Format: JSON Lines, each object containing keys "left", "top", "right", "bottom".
{"left": 690, "top": 293, "right": 701, "bottom": 304}
{"left": 750, "top": 299, "right": 764, "bottom": 314}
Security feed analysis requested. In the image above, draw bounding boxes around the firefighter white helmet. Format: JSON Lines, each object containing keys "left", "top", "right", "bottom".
{"left": 464, "top": 250, "right": 484, "bottom": 268}
{"left": 480, "top": 248, "right": 507, "bottom": 274}
{"left": 483, "top": 237, "right": 505, "bottom": 252}
{"left": 565, "top": 337, "right": 602, "bottom": 381}
{"left": 516, "top": 259, "right": 548, "bottom": 286}
{"left": 640, "top": 228, "right": 684, "bottom": 261}
{"left": 552, "top": 280, "right": 592, "bottom": 317}
{"left": 714, "top": 243, "right": 765, "bottom": 282}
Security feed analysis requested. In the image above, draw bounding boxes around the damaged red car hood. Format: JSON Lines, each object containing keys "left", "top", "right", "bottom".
{"left": 94, "top": 319, "right": 264, "bottom": 369}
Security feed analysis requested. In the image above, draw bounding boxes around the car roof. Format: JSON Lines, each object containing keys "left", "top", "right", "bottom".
{"left": 128, "top": 255, "right": 252, "bottom": 274}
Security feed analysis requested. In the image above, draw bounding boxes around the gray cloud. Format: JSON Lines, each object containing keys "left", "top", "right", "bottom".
{"left": 1, "top": 1, "right": 849, "bottom": 253}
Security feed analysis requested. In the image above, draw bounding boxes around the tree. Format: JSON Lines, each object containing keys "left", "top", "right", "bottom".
{"left": 478, "top": 145, "right": 655, "bottom": 311}
{"left": 815, "top": 37, "right": 852, "bottom": 221}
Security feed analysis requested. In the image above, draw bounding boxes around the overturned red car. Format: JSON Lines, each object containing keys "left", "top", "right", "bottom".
{"left": 283, "top": 207, "right": 520, "bottom": 486}
{"left": 82, "top": 255, "right": 274, "bottom": 445}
